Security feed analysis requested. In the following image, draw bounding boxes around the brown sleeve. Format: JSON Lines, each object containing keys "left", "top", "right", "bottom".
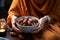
{"left": 7, "top": 0, "right": 20, "bottom": 25}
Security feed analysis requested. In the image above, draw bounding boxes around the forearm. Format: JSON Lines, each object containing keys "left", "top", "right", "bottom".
{"left": 7, "top": 0, "right": 19, "bottom": 25}
{"left": 7, "top": 12, "right": 18, "bottom": 26}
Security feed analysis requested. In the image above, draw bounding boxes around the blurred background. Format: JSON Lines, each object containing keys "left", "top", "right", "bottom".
{"left": 0, "top": 0, "right": 12, "bottom": 19}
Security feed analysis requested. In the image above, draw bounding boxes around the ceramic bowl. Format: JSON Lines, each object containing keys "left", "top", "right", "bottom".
{"left": 16, "top": 16, "right": 40, "bottom": 33}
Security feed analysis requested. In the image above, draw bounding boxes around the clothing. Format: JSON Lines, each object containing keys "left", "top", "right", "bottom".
{"left": 7, "top": 0, "right": 60, "bottom": 40}
{"left": 7, "top": 0, "right": 55, "bottom": 25}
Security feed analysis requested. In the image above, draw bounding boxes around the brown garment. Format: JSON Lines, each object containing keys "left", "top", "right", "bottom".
{"left": 7, "top": 0, "right": 56, "bottom": 25}
{"left": 7, "top": 0, "right": 60, "bottom": 40}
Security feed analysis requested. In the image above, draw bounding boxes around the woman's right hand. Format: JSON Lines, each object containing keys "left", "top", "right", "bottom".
{"left": 10, "top": 15, "right": 24, "bottom": 39}
{"left": 11, "top": 15, "right": 22, "bottom": 33}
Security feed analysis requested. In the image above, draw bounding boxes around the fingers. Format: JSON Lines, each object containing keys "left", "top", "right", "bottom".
{"left": 11, "top": 15, "right": 22, "bottom": 33}
{"left": 31, "top": 27, "right": 41, "bottom": 33}
{"left": 12, "top": 21, "right": 22, "bottom": 33}
{"left": 31, "top": 18, "right": 45, "bottom": 33}
{"left": 43, "top": 15, "right": 51, "bottom": 23}
{"left": 44, "top": 15, "right": 51, "bottom": 22}
{"left": 31, "top": 15, "right": 51, "bottom": 33}
{"left": 32, "top": 24, "right": 39, "bottom": 31}
{"left": 39, "top": 18, "right": 45, "bottom": 25}
{"left": 31, "top": 24, "right": 43, "bottom": 33}
{"left": 12, "top": 25, "right": 22, "bottom": 33}
{"left": 39, "top": 15, "right": 51, "bottom": 24}
{"left": 11, "top": 15, "right": 17, "bottom": 23}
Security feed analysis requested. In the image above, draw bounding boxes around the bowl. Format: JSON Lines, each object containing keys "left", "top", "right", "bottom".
{"left": 15, "top": 16, "right": 40, "bottom": 33}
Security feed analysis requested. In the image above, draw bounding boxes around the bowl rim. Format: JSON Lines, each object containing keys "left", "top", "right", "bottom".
{"left": 15, "top": 16, "right": 40, "bottom": 27}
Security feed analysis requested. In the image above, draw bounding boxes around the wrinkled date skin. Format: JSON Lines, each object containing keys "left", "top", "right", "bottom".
{"left": 18, "top": 17, "right": 38, "bottom": 26}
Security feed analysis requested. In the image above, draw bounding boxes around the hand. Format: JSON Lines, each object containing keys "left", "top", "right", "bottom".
{"left": 31, "top": 18, "right": 44, "bottom": 33}
{"left": 11, "top": 15, "right": 22, "bottom": 33}
{"left": 31, "top": 15, "right": 51, "bottom": 33}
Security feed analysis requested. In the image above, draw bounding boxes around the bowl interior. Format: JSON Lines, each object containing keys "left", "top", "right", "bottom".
{"left": 15, "top": 16, "right": 40, "bottom": 33}
{"left": 16, "top": 16, "right": 40, "bottom": 27}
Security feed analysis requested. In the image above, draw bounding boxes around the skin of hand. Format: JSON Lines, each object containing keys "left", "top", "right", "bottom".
{"left": 31, "top": 15, "right": 51, "bottom": 33}
{"left": 11, "top": 15, "right": 22, "bottom": 33}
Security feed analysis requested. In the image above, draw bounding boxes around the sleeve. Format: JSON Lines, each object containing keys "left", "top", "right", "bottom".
{"left": 7, "top": 0, "right": 20, "bottom": 25}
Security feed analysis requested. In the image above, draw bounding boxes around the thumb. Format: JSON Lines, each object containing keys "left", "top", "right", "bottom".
{"left": 11, "top": 15, "right": 17, "bottom": 23}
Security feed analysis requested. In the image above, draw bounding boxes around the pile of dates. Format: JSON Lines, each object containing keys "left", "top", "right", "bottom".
{"left": 18, "top": 17, "right": 38, "bottom": 26}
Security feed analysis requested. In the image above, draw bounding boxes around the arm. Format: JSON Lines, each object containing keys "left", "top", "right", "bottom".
{"left": 7, "top": 0, "right": 19, "bottom": 25}
{"left": 7, "top": 0, "right": 21, "bottom": 33}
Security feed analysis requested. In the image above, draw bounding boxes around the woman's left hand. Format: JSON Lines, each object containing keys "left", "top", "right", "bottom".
{"left": 31, "top": 15, "right": 51, "bottom": 33}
